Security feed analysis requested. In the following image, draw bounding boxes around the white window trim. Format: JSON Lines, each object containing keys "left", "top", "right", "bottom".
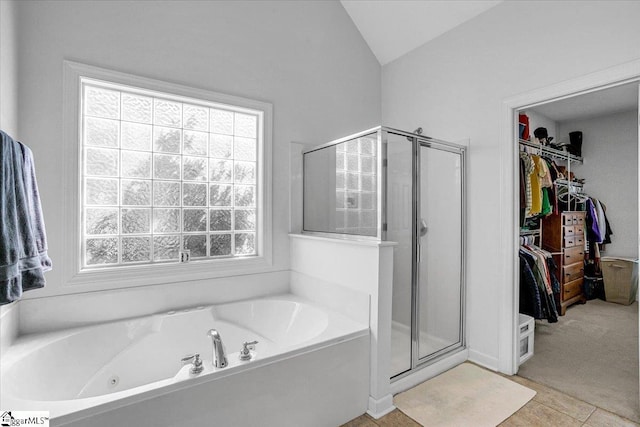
{"left": 62, "top": 61, "right": 273, "bottom": 289}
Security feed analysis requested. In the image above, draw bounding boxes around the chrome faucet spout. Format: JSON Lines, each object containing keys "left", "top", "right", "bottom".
{"left": 207, "top": 329, "right": 228, "bottom": 368}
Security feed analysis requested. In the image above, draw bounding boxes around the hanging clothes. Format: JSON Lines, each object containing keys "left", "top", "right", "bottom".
{"left": 520, "top": 244, "right": 559, "bottom": 323}
{"left": 520, "top": 158, "right": 527, "bottom": 227}
{"left": 529, "top": 155, "right": 543, "bottom": 216}
{"left": 520, "top": 152, "right": 534, "bottom": 217}
{"left": 1, "top": 130, "right": 52, "bottom": 305}
{"left": 520, "top": 254, "right": 543, "bottom": 320}
{"left": 594, "top": 198, "right": 607, "bottom": 244}
{"left": 533, "top": 155, "right": 553, "bottom": 217}
{"left": 541, "top": 188, "right": 552, "bottom": 216}
{"left": 585, "top": 198, "right": 603, "bottom": 243}
{"left": 602, "top": 203, "right": 613, "bottom": 245}
{"left": 535, "top": 156, "right": 553, "bottom": 188}
{"left": 542, "top": 158, "right": 559, "bottom": 214}
{"left": 583, "top": 196, "right": 614, "bottom": 275}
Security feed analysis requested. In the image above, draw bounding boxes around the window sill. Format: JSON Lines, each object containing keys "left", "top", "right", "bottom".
{"left": 64, "top": 255, "right": 273, "bottom": 289}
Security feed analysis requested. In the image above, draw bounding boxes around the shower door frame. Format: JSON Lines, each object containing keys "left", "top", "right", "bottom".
{"left": 384, "top": 127, "right": 467, "bottom": 380}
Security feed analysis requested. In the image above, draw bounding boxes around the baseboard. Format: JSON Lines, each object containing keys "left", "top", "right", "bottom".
{"left": 468, "top": 348, "right": 499, "bottom": 371}
{"left": 367, "top": 394, "right": 395, "bottom": 419}
{"left": 390, "top": 348, "right": 468, "bottom": 395}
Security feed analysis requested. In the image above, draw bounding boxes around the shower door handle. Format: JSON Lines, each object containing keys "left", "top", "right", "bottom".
{"left": 420, "top": 219, "right": 428, "bottom": 237}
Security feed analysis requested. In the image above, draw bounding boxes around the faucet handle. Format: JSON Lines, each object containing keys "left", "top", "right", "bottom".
{"left": 181, "top": 353, "right": 204, "bottom": 374}
{"left": 240, "top": 340, "right": 258, "bottom": 361}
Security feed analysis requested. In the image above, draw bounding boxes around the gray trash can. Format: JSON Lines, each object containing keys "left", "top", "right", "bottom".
{"left": 601, "top": 257, "right": 638, "bottom": 305}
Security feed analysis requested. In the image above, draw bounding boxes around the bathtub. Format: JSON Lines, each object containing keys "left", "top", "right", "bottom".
{"left": 0, "top": 294, "right": 370, "bottom": 426}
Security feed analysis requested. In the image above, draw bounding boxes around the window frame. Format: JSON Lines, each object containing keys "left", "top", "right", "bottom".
{"left": 63, "top": 61, "right": 273, "bottom": 288}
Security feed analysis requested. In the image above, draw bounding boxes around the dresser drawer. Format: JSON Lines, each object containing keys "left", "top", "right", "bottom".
{"left": 563, "top": 212, "right": 586, "bottom": 226}
{"left": 563, "top": 246, "right": 584, "bottom": 265}
{"left": 563, "top": 263, "right": 584, "bottom": 282}
{"left": 564, "top": 226, "right": 575, "bottom": 236}
{"left": 573, "top": 233, "right": 584, "bottom": 247}
{"left": 563, "top": 278, "right": 583, "bottom": 301}
{"left": 575, "top": 225, "right": 584, "bottom": 235}
{"left": 564, "top": 233, "right": 584, "bottom": 248}
{"left": 562, "top": 213, "right": 575, "bottom": 225}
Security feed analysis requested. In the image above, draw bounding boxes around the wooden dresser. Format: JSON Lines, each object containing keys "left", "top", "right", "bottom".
{"left": 541, "top": 211, "right": 586, "bottom": 315}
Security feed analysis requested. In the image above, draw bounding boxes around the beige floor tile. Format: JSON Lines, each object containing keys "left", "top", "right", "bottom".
{"left": 340, "top": 414, "right": 378, "bottom": 427}
{"left": 374, "top": 409, "right": 422, "bottom": 427}
{"left": 499, "top": 400, "right": 583, "bottom": 427}
{"left": 510, "top": 375, "right": 596, "bottom": 422}
{"left": 584, "top": 408, "right": 640, "bottom": 427}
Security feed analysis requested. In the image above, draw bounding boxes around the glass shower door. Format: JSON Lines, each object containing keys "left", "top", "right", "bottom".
{"left": 417, "top": 143, "right": 464, "bottom": 360}
{"left": 386, "top": 133, "right": 414, "bottom": 377}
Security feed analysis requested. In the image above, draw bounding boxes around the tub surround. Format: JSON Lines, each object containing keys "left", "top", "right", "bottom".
{"left": 0, "top": 301, "right": 19, "bottom": 357}
{"left": 15, "top": 270, "right": 289, "bottom": 335}
{"left": 290, "top": 271, "right": 370, "bottom": 325}
{"left": 289, "top": 233, "right": 397, "bottom": 418}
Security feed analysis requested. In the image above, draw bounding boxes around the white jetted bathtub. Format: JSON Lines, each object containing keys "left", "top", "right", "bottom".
{"left": 0, "top": 294, "right": 369, "bottom": 426}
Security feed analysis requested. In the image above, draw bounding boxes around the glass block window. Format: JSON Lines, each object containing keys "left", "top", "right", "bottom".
{"left": 81, "top": 79, "right": 261, "bottom": 268}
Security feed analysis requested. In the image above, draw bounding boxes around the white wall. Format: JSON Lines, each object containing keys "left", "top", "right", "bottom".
{"left": 0, "top": 0, "right": 18, "bottom": 136}
{"left": 382, "top": 0, "right": 640, "bottom": 368}
{"left": 0, "top": 0, "right": 20, "bottom": 325}
{"left": 14, "top": 0, "right": 381, "bottom": 299}
{"left": 559, "top": 110, "right": 639, "bottom": 259}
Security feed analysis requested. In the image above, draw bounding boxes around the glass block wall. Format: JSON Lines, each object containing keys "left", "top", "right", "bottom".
{"left": 334, "top": 135, "right": 378, "bottom": 236}
{"left": 81, "top": 80, "right": 260, "bottom": 268}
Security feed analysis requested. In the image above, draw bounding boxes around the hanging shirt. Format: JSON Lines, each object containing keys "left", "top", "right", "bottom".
{"left": 594, "top": 199, "right": 607, "bottom": 244}
{"left": 586, "top": 198, "right": 603, "bottom": 243}
{"left": 529, "top": 155, "right": 543, "bottom": 216}
{"left": 535, "top": 156, "right": 553, "bottom": 188}
{"left": 520, "top": 152, "right": 534, "bottom": 217}
{"left": 541, "top": 188, "right": 552, "bottom": 216}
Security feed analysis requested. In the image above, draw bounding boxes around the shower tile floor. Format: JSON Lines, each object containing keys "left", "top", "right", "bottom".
{"left": 342, "top": 375, "right": 639, "bottom": 426}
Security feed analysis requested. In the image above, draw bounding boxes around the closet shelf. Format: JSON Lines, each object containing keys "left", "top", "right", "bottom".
{"left": 555, "top": 179, "right": 584, "bottom": 188}
{"left": 519, "top": 139, "right": 583, "bottom": 164}
{"left": 520, "top": 229, "right": 540, "bottom": 235}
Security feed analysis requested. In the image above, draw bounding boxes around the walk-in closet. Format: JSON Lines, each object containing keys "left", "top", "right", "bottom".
{"left": 516, "top": 82, "right": 640, "bottom": 422}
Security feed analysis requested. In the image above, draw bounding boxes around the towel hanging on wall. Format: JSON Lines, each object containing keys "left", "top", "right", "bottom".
{"left": 1, "top": 130, "right": 52, "bottom": 305}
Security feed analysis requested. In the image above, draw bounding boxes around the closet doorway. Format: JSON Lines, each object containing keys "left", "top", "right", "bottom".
{"left": 515, "top": 81, "right": 639, "bottom": 422}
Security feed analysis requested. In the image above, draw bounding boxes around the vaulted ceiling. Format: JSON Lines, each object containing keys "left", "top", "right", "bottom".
{"left": 340, "top": 0, "right": 503, "bottom": 65}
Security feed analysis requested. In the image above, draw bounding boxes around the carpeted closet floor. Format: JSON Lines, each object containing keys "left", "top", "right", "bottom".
{"left": 517, "top": 299, "right": 639, "bottom": 423}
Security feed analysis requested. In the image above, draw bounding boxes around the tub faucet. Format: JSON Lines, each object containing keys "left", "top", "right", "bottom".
{"left": 181, "top": 353, "right": 204, "bottom": 374}
{"left": 207, "top": 329, "right": 228, "bottom": 368}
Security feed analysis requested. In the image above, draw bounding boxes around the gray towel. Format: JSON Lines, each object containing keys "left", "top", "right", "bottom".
{"left": 1, "top": 130, "right": 52, "bottom": 305}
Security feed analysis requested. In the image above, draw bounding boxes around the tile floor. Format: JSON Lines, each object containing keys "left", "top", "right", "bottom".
{"left": 342, "top": 375, "right": 639, "bottom": 427}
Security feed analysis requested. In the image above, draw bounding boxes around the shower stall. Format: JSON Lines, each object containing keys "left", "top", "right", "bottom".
{"left": 302, "top": 126, "right": 466, "bottom": 379}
